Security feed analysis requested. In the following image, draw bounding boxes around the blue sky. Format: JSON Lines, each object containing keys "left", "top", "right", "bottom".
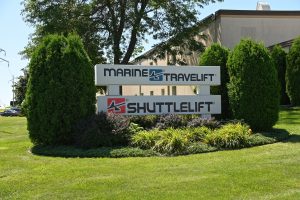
{"left": 0, "top": 0, "right": 300, "bottom": 106}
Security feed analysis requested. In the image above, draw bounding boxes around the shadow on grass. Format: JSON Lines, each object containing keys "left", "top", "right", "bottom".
{"left": 262, "top": 128, "right": 300, "bottom": 143}
{"left": 31, "top": 145, "right": 158, "bottom": 158}
{"left": 282, "top": 134, "right": 300, "bottom": 143}
{"left": 278, "top": 106, "right": 300, "bottom": 125}
{"left": 258, "top": 128, "right": 290, "bottom": 141}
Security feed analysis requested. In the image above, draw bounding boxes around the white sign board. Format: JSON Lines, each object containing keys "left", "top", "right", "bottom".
{"left": 97, "top": 95, "right": 221, "bottom": 115}
{"left": 95, "top": 64, "right": 220, "bottom": 86}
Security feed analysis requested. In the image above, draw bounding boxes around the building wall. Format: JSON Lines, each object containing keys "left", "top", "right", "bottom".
{"left": 220, "top": 15, "right": 300, "bottom": 49}
{"left": 181, "top": 19, "right": 219, "bottom": 66}
{"left": 126, "top": 11, "right": 300, "bottom": 97}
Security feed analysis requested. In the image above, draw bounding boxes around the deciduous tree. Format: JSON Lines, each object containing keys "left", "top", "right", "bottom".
{"left": 22, "top": 0, "right": 223, "bottom": 64}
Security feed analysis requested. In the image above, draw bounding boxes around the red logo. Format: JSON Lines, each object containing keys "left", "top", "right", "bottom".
{"left": 107, "top": 98, "right": 126, "bottom": 113}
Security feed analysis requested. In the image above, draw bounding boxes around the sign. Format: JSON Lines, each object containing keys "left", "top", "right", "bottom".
{"left": 95, "top": 64, "right": 220, "bottom": 86}
{"left": 97, "top": 95, "right": 221, "bottom": 115}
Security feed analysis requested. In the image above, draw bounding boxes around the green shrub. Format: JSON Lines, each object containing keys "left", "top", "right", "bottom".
{"left": 286, "top": 36, "right": 300, "bottom": 106}
{"left": 187, "top": 117, "right": 220, "bottom": 129}
{"left": 271, "top": 45, "right": 290, "bottom": 105}
{"left": 153, "top": 128, "right": 189, "bottom": 155}
{"left": 107, "top": 113, "right": 131, "bottom": 139}
{"left": 25, "top": 34, "right": 96, "bottom": 145}
{"left": 186, "top": 127, "right": 212, "bottom": 142}
{"left": 199, "top": 43, "right": 230, "bottom": 119}
{"left": 73, "top": 114, "right": 106, "bottom": 148}
{"left": 131, "top": 121, "right": 286, "bottom": 155}
{"left": 73, "top": 112, "right": 131, "bottom": 148}
{"left": 130, "top": 115, "right": 158, "bottom": 129}
{"left": 127, "top": 123, "right": 144, "bottom": 135}
{"left": 205, "top": 123, "right": 251, "bottom": 149}
{"left": 227, "top": 39, "right": 279, "bottom": 131}
{"left": 132, "top": 128, "right": 190, "bottom": 155}
{"left": 247, "top": 134, "right": 276, "bottom": 146}
{"left": 131, "top": 129, "right": 161, "bottom": 149}
{"left": 156, "top": 114, "right": 187, "bottom": 130}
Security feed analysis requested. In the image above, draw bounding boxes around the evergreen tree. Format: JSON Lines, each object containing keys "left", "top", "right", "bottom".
{"left": 25, "top": 34, "right": 96, "bottom": 145}
{"left": 199, "top": 43, "right": 230, "bottom": 119}
{"left": 271, "top": 45, "right": 289, "bottom": 105}
{"left": 227, "top": 39, "right": 279, "bottom": 131}
{"left": 286, "top": 36, "right": 300, "bottom": 106}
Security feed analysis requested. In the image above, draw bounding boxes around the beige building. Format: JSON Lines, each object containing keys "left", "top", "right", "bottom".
{"left": 123, "top": 7, "right": 300, "bottom": 96}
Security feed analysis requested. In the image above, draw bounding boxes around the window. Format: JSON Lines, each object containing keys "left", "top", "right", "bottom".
{"left": 150, "top": 91, "right": 154, "bottom": 96}
{"left": 172, "top": 86, "right": 176, "bottom": 95}
{"left": 161, "top": 89, "right": 165, "bottom": 96}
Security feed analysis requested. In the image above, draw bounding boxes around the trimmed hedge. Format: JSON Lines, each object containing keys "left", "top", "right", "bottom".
{"left": 25, "top": 34, "right": 96, "bottom": 145}
{"left": 286, "top": 36, "right": 300, "bottom": 106}
{"left": 227, "top": 39, "right": 279, "bottom": 131}
{"left": 271, "top": 45, "right": 289, "bottom": 105}
{"left": 199, "top": 43, "right": 230, "bottom": 119}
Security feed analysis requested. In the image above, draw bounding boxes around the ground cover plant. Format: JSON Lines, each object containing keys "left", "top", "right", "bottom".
{"left": 30, "top": 113, "right": 290, "bottom": 157}
{"left": 0, "top": 107, "right": 299, "bottom": 199}
{"left": 131, "top": 121, "right": 289, "bottom": 156}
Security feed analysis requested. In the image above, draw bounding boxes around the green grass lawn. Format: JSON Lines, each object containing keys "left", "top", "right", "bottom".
{"left": 0, "top": 108, "right": 299, "bottom": 199}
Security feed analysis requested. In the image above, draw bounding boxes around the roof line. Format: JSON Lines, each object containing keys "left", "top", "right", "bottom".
{"left": 131, "top": 14, "right": 215, "bottom": 63}
{"left": 132, "top": 9, "right": 300, "bottom": 63}
{"left": 215, "top": 9, "right": 300, "bottom": 17}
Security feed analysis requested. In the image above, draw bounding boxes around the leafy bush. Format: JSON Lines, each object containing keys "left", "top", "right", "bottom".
{"left": 72, "top": 112, "right": 131, "bottom": 148}
{"left": 132, "top": 127, "right": 211, "bottom": 155}
{"left": 199, "top": 43, "right": 230, "bottom": 119}
{"left": 247, "top": 134, "right": 276, "bottom": 146}
{"left": 131, "top": 121, "right": 287, "bottom": 155}
{"left": 131, "top": 129, "right": 161, "bottom": 149}
{"left": 153, "top": 128, "right": 189, "bottom": 155}
{"left": 107, "top": 113, "right": 133, "bottom": 146}
{"left": 271, "top": 45, "right": 290, "bottom": 105}
{"left": 187, "top": 117, "right": 220, "bottom": 129}
{"left": 186, "top": 127, "right": 213, "bottom": 142}
{"left": 127, "top": 123, "right": 144, "bottom": 135}
{"left": 25, "top": 34, "right": 96, "bottom": 145}
{"left": 205, "top": 123, "right": 251, "bottom": 149}
{"left": 227, "top": 39, "right": 279, "bottom": 131}
{"left": 72, "top": 114, "right": 106, "bottom": 148}
{"left": 156, "top": 114, "right": 187, "bottom": 130}
{"left": 130, "top": 115, "right": 158, "bottom": 129}
{"left": 132, "top": 128, "right": 190, "bottom": 154}
{"left": 286, "top": 36, "right": 300, "bottom": 106}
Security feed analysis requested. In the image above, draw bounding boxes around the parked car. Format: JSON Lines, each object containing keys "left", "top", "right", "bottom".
{"left": 10, "top": 107, "right": 21, "bottom": 113}
{"left": 0, "top": 109, "right": 21, "bottom": 116}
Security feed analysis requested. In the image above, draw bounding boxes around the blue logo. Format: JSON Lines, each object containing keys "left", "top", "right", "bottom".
{"left": 149, "top": 69, "right": 164, "bottom": 81}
